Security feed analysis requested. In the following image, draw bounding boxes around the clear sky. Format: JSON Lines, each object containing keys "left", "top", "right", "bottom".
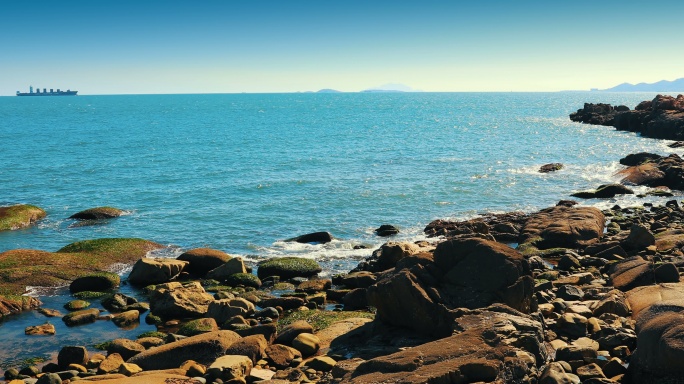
{"left": 2, "top": 0, "right": 683, "bottom": 95}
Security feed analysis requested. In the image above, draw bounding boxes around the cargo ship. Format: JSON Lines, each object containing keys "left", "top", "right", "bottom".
{"left": 16, "top": 86, "right": 77, "bottom": 96}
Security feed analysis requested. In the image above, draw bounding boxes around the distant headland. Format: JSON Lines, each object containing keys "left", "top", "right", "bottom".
{"left": 598, "top": 78, "right": 684, "bottom": 92}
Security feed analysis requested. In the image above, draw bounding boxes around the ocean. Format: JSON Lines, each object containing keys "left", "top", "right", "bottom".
{"left": 0, "top": 92, "right": 679, "bottom": 365}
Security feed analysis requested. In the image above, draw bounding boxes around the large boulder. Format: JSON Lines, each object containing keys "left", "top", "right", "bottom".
{"left": 206, "top": 257, "right": 247, "bottom": 281}
{"left": 128, "top": 258, "right": 188, "bottom": 286}
{"left": 367, "top": 238, "right": 534, "bottom": 337}
{"left": 0, "top": 204, "right": 46, "bottom": 231}
{"left": 149, "top": 281, "right": 214, "bottom": 319}
{"left": 518, "top": 205, "right": 605, "bottom": 251}
{"left": 627, "top": 312, "right": 684, "bottom": 383}
{"left": 610, "top": 256, "right": 680, "bottom": 291}
{"left": 626, "top": 283, "right": 684, "bottom": 318}
{"left": 340, "top": 305, "right": 545, "bottom": 383}
{"left": 128, "top": 330, "right": 241, "bottom": 370}
{"left": 177, "top": 248, "right": 232, "bottom": 277}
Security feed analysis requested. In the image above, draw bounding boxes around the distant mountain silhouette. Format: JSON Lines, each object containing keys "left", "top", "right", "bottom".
{"left": 316, "top": 89, "right": 342, "bottom": 93}
{"left": 362, "top": 83, "right": 422, "bottom": 92}
{"left": 603, "top": 78, "right": 684, "bottom": 92}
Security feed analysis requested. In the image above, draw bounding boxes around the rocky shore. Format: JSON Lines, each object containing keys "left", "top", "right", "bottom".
{"left": 3, "top": 97, "right": 684, "bottom": 383}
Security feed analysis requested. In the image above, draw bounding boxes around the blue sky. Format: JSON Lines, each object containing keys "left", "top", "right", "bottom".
{"left": 2, "top": 0, "right": 683, "bottom": 94}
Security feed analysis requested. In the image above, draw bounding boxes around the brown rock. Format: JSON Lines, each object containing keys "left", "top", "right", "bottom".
{"left": 58, "top": 345, "right": 88, "bottom": 369}
{"left": 98, "top": 353, "right": 125, "bottom": 374}
{"left": 107, "top": 339, "right": 145, "bottom": 361}
{"left": 518, "top": 205, "right": 605, "bottom": 250}
{"left": 225, "top": 334, "right": 268, "bottom": 364}
{"left": 275, "top": 320, "right": 313, "bottom": 345}
{"left": 25, "top": 323, "right": 56, "bottom": 335}
{"left": 368, "top": 238, "right": 534, "bottom": 337}
{"left": 127, "top": 330, "right": 241, "bottom": 370}
{"left": 265, "top": 344, "right": 302, "bottom": 369}
{"left": 128, "top": 258, "right": 188, "bottom": 285}
{"left": 149, "top": 281, "right": 214, "bottom": 319}
{"left": 177, "top": 247, "right": 232, "bottom": 277}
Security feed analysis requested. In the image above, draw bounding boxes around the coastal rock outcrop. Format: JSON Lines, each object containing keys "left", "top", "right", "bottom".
{"left": 367, "top": 237, "right": 534, "bottom": 337}
{"left": 340, "top": 305, "right": 545, "bottom": 383}
{"left": 149, "top": 281, "right": 214, "bottom": 319}
{"left": 256, "top": 257, "right": 322, "bottom": 280}
{"left": 570, "top": 94, "right": 684, "bottom": 141}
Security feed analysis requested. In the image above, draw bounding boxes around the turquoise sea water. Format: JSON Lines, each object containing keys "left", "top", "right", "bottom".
{"left": 0, "top": 92, "right": 680, "bottom": 365}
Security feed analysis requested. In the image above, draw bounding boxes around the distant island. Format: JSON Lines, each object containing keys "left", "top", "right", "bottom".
{"left": 600, "top": 78, "right": 684, "bottom": 92}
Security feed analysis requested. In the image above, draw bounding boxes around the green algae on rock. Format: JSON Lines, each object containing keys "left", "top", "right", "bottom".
{"left": 0, "top": 204, "right": 46, "bottom": 231}
{"left": 0, "top": 238, "right": 163, "bottom": 296}
{"left": 256, "top": 257, "right": 322, "bottom": 280}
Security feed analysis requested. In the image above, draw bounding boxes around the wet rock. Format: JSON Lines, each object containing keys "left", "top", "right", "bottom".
{"left": 25, "top": 322, "right": 56, "bottom": 335}
{"left": 354, "top": 242, "right": 422, "bottom": 273}
{"left": 287, "top": 231, "right": 333, "bottom": 244}
{"left": 62, "top": 308, "right": 100, "bottom": 326}
{"left": 111, "top": 310, "right": 140, "bottom": 328}
{"left": 539, "top": 163, "right": 564, "bottom": 173}
{"left": 571, "top": 184, "right": 634, "bottom": 199}
{"left": 260, "top": 296, "right": 306, "bottom": 311}
{"left": 69, "top": 206, "right": 125, "bottom": 220}
{"left": 620, "top": 152, "right": 663, "bottom": 166}
{"left": 101, "top": 293, "right": 138, "bottom": 313}
{"left": 375, "top": 224, "right": 400, "bottom": 237}
{"left": 342, "top": 288, "right": 369, "bottom": 310}
{"left": 128, "top": 257, "right": 188, "bottom": 285}
{"left": 336, "top": 271, "right": 377, "bottom": 288}
{"left": 296, "top": 278, "right": 331, "bottom": 293}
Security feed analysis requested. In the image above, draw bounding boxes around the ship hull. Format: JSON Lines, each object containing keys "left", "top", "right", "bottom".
{"left": 17, "top": 91, "right": 78, "bottom": 96}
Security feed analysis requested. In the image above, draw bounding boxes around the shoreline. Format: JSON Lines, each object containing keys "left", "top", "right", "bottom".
{"left": 2, "top": 94, "right": 684, "bottom": 382}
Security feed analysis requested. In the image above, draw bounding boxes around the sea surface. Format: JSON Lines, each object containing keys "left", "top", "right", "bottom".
{"left": 0, "top": 92, "right": 680, "bottom": 366}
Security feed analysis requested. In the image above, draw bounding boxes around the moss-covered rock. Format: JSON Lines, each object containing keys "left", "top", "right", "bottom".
{"left": 73, "top": 291, "right": 111, "bottom": 300}
{"left": 278, "top": 309, "right": 375, "bottom": 332}
{"left": 0, "top": 204, "right": 46, "bottom": 231}
{"left": 0, "top": 238, "right": 163, "bottom": 296}
{"left": 225, "top": 273, "right": 262, "bottom": 289}
{"left": 177, "top": 318, "right": 219, "bottom": 337}
{"left": 69, "top": 206, "right": 126, "bottom": 220}
{"left": 257, "top": 257, "right": 322, "bottom": 280}
{"left": 64, "top": 300, "right": 91, "bottom": 310}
